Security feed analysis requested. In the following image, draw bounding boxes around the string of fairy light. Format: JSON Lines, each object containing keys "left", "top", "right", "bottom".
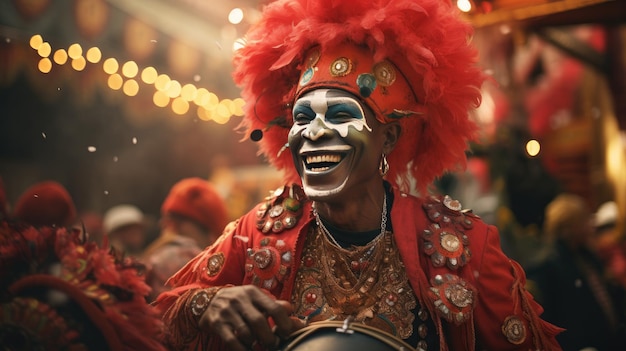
{"left": 28, "top": 34, "right": 245, "bottom": 124}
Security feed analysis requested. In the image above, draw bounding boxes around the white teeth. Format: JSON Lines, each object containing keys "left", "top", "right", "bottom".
{"left": 310, "top": 166, "right": 330, "bottom": 172}
{"left": 306, "top": 154, "right": 341, "bottom": 164}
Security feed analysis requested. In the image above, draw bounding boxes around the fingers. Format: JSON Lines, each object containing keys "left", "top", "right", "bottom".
{"left": 212, "top": 319, "right": 247, "bottom": 351}
{"left": 200, "top": 285, "right": 294, "bottom": 350}
{"left": 272, "top": 300, "right": 303, "bottom": 338}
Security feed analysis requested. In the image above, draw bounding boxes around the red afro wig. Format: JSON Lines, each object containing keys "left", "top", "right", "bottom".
{"left": 233, "top": 0, "right": 485, "bottom": 193}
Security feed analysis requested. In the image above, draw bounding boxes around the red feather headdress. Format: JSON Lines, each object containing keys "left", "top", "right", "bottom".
{"left": 233, "top": 0, "right": 485, "bottom": 194}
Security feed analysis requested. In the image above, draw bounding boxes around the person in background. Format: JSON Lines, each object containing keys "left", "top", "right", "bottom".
{"left": 154, "top": 0, "right": 563, "bottom": 350}
{"left": 12, "top": 180, "right": 77, "bottom": 228}
{"left": 143, "top": 177, "right": 229, "bottom": 302}
{"left": 526, "top": 194, "right": 626, "bottom": 351}
{"left": 103, "top": 204, "right": 148, "bottom": 258}
{"left": 594, "top": 201, "right": 626, "bottom": 289}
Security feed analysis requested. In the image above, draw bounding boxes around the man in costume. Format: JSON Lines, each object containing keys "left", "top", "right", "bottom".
{"left": 155, "top": 0, "right": 563, "bottom": 350}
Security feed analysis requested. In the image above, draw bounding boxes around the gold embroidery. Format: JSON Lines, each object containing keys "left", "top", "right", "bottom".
{"left": 292, "top": 226, "right": 416, "bottom": 339}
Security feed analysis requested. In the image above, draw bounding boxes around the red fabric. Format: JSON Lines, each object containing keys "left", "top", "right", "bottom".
{"left": 161, "top": 178, "right": 228, "bottom": 234}
{"left": 13, "top": 181, "right": 76, "bottom": 227}
{"left": 155, "top": 185, "right": 562, "bottom": 350}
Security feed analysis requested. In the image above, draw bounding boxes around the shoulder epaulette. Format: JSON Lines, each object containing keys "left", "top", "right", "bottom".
{"left": 255, "top": 184, "right": 307, "bottom": 234}
{"left": 421, "top": 195, "right": 473, "bottom": 270}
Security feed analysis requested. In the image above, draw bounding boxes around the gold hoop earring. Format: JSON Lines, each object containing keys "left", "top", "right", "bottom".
{"left": 379, "top": 154, "right": 389, "bottom": 176}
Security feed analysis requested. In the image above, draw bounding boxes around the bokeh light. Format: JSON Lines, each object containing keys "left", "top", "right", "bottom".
{"left": 123, "top": 79, "right": 139, "bottom": 96}
{"left": 29, "top": 34, "right": 43, "bottom": 50}
{"left": 103, "top": 58, "right": 119, "bottom": 74}
{"left": 141, "top": 67, "right": 158, "bottom": 84}
{"left": 526, "top": 139, "right": 541, "bottom": 157}
{"left": 38, "top": 58, "right": 52, "bottom": 73}
{"left": 108, "top": 73, "right": 123, "bottom": 90}
{"left": 53, "top": 49, "right": 68, "bottom": 65}
{"left": 68, "top": 43, "right": 83, "bottom": 59}
{"left": 122, "top": 61, "right": 139, "bottom": 78}
{"left": 71, "top": 56, "right": 87, "bottom": 71}
{"left": 37, "top": 42, "right": 51, "bottom": 57}
{"left": 228, "top": 8, "right": 244, "bottom": 24}
{"left": 172, "top": 97, "right": 190, "bottom": 115}
{"left": 86, "top": 47, "right": 102, "bottom": 63}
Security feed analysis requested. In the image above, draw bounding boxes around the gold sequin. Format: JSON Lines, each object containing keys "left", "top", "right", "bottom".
{"left": 330, "top": 57, "right": 353, "bottom": 77}
{"left": 373, "top": 61, "right": 397, "bottom": 86}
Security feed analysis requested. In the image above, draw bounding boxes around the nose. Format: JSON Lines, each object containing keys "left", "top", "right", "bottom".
{"left": 302, "top": 116, "right": 332, "bottom": 141}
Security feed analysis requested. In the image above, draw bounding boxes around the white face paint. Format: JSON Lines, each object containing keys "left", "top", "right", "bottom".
{"left": 289, "top": 89, "right": 372, "bottom": 140}
{"left": 288, "top": 89, "right": 382, "bottom": 199}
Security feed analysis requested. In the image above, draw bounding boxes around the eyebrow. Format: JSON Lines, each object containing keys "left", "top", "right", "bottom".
{"left": 294, "top": 100, "right": 311, "bottom": 108}
{"left": 327, "top": 97, "right": 360, "bottom": 107}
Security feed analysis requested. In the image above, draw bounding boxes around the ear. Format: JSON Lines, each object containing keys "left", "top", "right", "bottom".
{"left": 382, "top": 121, "right": 401, "bottom": 155}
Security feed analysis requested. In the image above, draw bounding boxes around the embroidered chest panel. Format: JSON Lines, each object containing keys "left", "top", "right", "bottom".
{"left": 292, "top": 226, "right": 417, "bottom": 339}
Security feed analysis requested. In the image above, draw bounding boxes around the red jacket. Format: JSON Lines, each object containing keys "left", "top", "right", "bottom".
{"left": 156, "top": 184, "right": 563, "bottom": 350}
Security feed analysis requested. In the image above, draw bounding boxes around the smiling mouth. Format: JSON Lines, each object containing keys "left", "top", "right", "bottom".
{"left": 304, "top": 153, "right": 345, "bottom": 172}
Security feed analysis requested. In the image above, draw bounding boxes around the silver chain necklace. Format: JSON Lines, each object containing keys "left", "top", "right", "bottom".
{"left": 313, "top": 192, "right": 388, "bottom": 248}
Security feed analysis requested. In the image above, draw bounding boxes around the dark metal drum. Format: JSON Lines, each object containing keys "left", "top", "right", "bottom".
{"left": 278, "top": 318, "right": 414, "bottom": 351}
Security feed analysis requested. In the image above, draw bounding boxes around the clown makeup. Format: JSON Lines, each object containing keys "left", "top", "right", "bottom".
{"left": 289, "top": 88, "right": 385, "bottom": 199}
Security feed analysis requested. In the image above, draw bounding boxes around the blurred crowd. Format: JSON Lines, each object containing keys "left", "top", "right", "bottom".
{"left": 0, "top": 176, "right": 230, "bottom": 349}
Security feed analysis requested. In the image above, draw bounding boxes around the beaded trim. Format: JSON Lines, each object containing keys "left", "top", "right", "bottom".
{"left": 189, "top": 287, "right": 223, "bottom": 320}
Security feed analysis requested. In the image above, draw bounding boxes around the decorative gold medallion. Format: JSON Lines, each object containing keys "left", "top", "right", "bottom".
{"left": 428, "top": 274, "right": 475, "bottom": 325}
{"left": 330, "top": 57, "right": 353, "bottom": 77}
{"left": 206, "top": 252, "right": 225, "bottom": 277}
{"left": 245, "top": 238, "right": 292, "bottom": 290}
{"left": 502, "top": 315, "right": 527, "bottom": 345}
{"left": 373, "top": 61, "right": 397, "bottom": 86}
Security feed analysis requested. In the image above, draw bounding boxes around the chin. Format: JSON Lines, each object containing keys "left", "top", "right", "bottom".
{"left": 301, "top": 179, "right": 347, "bottom": 200}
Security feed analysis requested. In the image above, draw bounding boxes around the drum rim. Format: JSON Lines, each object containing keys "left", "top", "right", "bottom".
{"left": 281, "top": 320, "right": 414, "bottom": 351}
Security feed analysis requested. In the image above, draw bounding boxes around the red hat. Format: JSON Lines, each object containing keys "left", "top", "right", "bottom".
{"left": 161, "top": 178, "right": 228, "bottom": 234}
{"left": 233, "top": 0, "right": 485, "bottom": 194}
{"left": 13, "top": 181, "right": 77, "bottom": 227}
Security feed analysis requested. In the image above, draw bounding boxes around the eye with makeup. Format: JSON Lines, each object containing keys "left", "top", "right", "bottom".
{"left": 292, "top": 105, "right": 315, "bottom": 124}
{"left": 325, "top": 104, "right": 363, "bottom": 124}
